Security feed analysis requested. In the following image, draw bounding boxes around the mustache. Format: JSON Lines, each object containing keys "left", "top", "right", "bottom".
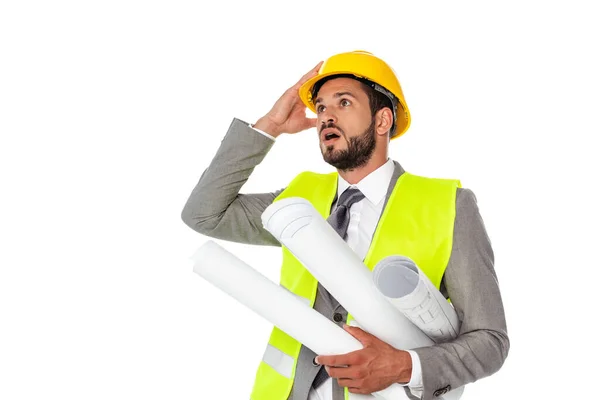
{"left": 319, "top": 122, "right": 344, "bottom": 136}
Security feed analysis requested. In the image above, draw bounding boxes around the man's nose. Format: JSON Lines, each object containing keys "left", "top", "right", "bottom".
{"left": 319, "top": 110, "right": 337, "bottom": 127}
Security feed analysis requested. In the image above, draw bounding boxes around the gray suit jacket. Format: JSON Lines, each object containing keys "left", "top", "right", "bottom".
{"left": 181, "top": 118, "right": 510, "bottom": 400}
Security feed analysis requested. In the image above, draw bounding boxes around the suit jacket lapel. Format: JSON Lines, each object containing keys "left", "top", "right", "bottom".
{"left": 381, "top": 160, "right": 405, "bottom": 213}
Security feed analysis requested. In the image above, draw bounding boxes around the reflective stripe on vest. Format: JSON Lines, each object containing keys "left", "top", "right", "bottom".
{"left": 261, "top": 344, "right": 295, "bottom": 379}
{"left": 250, "top": 170, "right": 460, "bottom": 400}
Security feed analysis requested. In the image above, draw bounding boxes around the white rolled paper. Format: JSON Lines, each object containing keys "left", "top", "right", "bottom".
{"left": 373, "top": 256, "right": 466, "bottom": 400}
{"left": 373, "top": 256, "right": 460, "bottom": 343}
{"left": 261, "top": 197, "right": 464, "bottom": 400}
{"left": 261, "top": 197, "right": 433, "bottom": 350}
{"left": 191, "top": 240, "right": 409, "bottom": 400}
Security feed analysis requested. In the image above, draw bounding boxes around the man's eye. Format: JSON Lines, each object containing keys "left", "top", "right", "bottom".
{"left": 316, "top": 105, "right": 325, "bottom": 113}
{"left": 341, "top": 99, "right": 351, "bottom": 107}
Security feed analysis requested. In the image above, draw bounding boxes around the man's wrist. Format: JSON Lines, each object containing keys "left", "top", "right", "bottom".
{"left": 394, "top": 349, "right": 413, "bottom": 384}
{"left": 249, "top": 123, "right": 276, "bottom": 141}
{"left": 253, "top": 117, "right": 280, "bottom": 138}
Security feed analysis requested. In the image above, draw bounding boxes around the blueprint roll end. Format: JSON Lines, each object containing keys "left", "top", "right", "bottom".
{"left": 190, "top": 240, "right": 221, "bottom": 275}
{"left": 372, "top": 255, "right": 419, "bottom": 298}
{"left": 261, "top": 197, "right": 317, "bottom": 240}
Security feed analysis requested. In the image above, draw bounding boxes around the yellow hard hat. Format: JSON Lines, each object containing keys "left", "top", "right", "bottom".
{"left": 299, "top": 50, "right": 411, "bottom": 139}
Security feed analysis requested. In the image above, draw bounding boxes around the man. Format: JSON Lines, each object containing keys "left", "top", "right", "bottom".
{"left": 181, "top": 50, "right": 509, "bottom": 400}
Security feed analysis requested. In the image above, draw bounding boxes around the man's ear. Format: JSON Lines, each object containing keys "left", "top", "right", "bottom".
{"left": 376, "top": 107, "right": 394, "bottom": 137}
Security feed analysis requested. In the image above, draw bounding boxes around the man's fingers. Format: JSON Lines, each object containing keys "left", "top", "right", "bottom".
{"left": 343, "top": 324, "right": 373, "bottom": 345}
{"left": 347, "top": 386, "right": 369, "bottom": 395}
{"left": 316, "top": 355, "right": 334, "bottom": 366}
{"left": 295, "top": 61, "right": 323, "bottom": 86}
{"left": 302, "top": 61, "right": 323, "bottom": 82}
{"left": 317, "top": 350, "right": 359, "bottom": 367}
{"left": 337, "top": 378, "right": 358, "bottom": 388}
{"left": 303, "top": 117, "right": 317, "bottom": 130}
{"left": 316, "top": 354, "right": 343, "bottom": 367}
{"left": 338, "top": 379, "right": 369, "bottom": 394}
{"left": 325, "top": 365, "right": 361, "bottom": 379}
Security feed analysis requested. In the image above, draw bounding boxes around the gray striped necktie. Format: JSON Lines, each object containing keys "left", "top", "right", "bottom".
{"left": 327, "top": 187, "right": 366, "bottom": 239}
{"left": 311, "top": 187, "right": 365, "bottom": 394}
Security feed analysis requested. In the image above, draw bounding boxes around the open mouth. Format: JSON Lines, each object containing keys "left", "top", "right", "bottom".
{"left": 323, "top": 131, "right": 341, "bottom": 143}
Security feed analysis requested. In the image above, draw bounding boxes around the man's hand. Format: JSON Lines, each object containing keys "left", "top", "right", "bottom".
{"left": 253, "top": 61, "right": 323, "bottom": 137}
{"left": 315, "top": 324, "right": 413, "bottom": 395}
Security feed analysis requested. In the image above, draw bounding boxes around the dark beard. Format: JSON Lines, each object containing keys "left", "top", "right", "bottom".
{"left": 322, "top": 118, "right": 377, "bottom": 171}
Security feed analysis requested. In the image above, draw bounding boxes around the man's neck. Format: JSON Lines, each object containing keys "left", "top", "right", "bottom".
{"left": 337, "top": 153, "right": 388, "bottom": 185}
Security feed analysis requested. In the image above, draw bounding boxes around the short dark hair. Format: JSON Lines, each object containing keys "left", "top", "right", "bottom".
{"left": 311, "top": 74, "right": 397, "bottom": 135}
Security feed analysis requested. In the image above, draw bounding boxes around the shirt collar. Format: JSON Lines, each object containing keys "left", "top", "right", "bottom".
{"left": 337, "top": 158, "right": 395, "bottom": 206}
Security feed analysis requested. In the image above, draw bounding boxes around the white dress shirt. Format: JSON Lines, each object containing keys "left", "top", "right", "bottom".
{"left": 251, "top": 125, "right": 423, "bottom": 400}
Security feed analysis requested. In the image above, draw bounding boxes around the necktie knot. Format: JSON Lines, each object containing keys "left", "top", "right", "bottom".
{"left": 327, "top": 187, "right": 365, "bottom": 240}
{"left": 337, "top": 187, "right": 365, "bottom": 209}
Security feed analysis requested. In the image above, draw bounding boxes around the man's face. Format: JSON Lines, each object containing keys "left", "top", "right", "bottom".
{"left": 314, "top": 77, "right": 376, "bottom": 170}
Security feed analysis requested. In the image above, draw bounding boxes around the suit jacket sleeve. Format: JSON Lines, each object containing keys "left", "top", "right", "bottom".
{"left": 412, "top": 188, "right": 510, "bottom": 400}
{"left": 181, "top": 118, "right": 284, "bottom": 246}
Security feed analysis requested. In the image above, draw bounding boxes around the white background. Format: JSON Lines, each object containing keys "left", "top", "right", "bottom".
{"left": 1, "top": 1, "right": 599, "bottom": 399}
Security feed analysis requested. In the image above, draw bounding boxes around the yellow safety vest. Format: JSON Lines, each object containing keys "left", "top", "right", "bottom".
{"left": 250, "top": 170, "right": 461, "bottom": 400}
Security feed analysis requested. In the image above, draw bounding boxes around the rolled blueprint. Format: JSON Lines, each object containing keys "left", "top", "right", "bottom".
{"left": 261, "top": 197, "right": 464, "bottom": 400}
{"left": 373, "top": 255, "right": 460, "bottom": 343}
{"left": 191, "top": 240, "right": 409, "bottom": 400}
{"left": 261, "top": 197, "right": 432, "bottom": 350}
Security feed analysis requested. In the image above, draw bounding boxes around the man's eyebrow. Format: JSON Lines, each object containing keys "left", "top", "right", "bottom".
{"left": 314, "top": 91, "right": 357, "bottom": 105}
